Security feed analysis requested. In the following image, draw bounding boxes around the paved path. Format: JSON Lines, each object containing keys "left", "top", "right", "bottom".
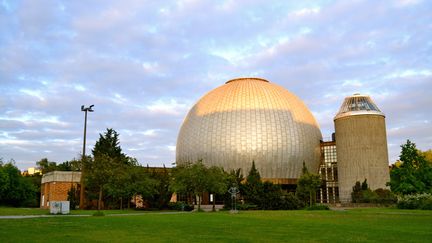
{"left": 0, "top": 211, "right": 189, "bottom": 219}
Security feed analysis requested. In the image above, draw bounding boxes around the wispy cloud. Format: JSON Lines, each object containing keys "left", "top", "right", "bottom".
{"left": 0, "top": 0, "right": 431, "bottom": 169}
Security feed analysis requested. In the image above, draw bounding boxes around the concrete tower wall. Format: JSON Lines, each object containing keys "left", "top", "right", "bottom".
{"left": 335, "top": 115, "right": 390, "bottom": 203}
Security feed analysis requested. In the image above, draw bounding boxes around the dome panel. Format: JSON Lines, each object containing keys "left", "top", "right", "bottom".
{"left": 176, "top": 78, "right": 322, "bottom": 180}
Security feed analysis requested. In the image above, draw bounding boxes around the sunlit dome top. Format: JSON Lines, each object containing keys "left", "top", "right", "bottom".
{"left": 176, "top": 77, "right": 322, "bottom": 179}
{"left": 334, "top": 93, "right": 384, "bottom": 120}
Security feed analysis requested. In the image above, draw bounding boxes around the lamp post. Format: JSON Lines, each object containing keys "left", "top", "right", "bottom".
{"left": 79, "top": 105, "right": 94, "bottom": 209}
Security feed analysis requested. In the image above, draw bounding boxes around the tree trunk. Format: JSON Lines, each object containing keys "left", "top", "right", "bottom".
{"left": 120, "top": 197, "right": 123, "bottom": 210}
{"left": 212, "top": 194, "right": 216, "bottom": 212}
{"left": 98, "top": 187, "right": 103, "bottom": 211}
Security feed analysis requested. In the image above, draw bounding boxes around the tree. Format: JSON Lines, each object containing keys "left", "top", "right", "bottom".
{"left": 171, "top": 160, "right": 228, "bottom": 211}
{"left": 296, "top": 162, "right": 322, "bottom": 207}
{"left": 146, "top": 165, "right": 173, "bottom": 209}
{"left": 86, "top": 128, "right": 130, "bottom": 210}
{"left": 243, "top": 161, "right": 263, "bottom": 206}
{"left": 207, "top": 166, "right": 228, "bottom": 211}
{"left": 388, "top": 140, "right": 432, "bottom": 195}
{"left": 171, "top": 160, "right": 209, "bottom": 210}
{"left": 0, "top": 159, "right": 37, "bottom": 207}
{"left": 420, "top": 149, "right": 432, "bottom": 165}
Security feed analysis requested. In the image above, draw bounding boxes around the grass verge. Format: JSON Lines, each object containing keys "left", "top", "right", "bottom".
{"left": 0, "top": 208, "right": 431, "bottom": 242}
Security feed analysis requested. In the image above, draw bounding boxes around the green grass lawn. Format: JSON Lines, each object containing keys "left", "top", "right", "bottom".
{"left": 1, "top": 208, "right": 431, "bottom": 242}
{"left": 0, "top": 207, "right": 165, "bottom": 216}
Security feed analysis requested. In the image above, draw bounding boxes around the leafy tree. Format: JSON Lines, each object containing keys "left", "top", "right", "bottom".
{"left": 146, "top": 165, "right": 172, "bottom": 209}
{"left": 388, "top": 140, "right": 432, "bottom": 195}
{"left": 0, "top": 159, "right": 37, "bottom": 207}
{"left": 86, "top": 154, "right": 116, "bottom": 210}
{"left": 207, "top": 166, "right": 228, "bottom": 211}
{"left": 171, "top": 160, "right": 209, "bottom": 210}
{"left": 420, "top": 149, "right": 432, "bottom": 165}
{"left": 296, "top": 162, "right": 322, "bottom": 206}
{"left": 171, "top": 160, "right": 228, "bottom": 210}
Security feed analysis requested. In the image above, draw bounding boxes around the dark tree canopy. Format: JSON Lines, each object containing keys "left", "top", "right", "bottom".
{"left": 0, "top": 159, "right": 38, "bottom": 207}
{"left": 92, "top": 128, "right": 127, "bottom": 162}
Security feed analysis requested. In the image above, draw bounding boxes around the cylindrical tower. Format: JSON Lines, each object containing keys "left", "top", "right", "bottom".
{"left": 334, "top": 94, "right": 390, "bottom": 203}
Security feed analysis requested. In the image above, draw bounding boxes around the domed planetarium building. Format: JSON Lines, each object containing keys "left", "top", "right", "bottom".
{"left": 176, "top": 77, "right": 322, "bottom": 184}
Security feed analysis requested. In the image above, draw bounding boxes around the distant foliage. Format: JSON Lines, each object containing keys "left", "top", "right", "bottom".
{"left": 397, "top": 193, "right": 432, "bottom": 210}
{"left": 36, "top": 158, "right": 80, "bottom": 173}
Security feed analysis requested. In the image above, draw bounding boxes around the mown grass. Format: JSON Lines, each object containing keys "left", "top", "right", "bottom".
{"left": 1, "top": 208, "right": 431, "bottom": 242}
{"left": 0, "top": 207, "right": 49, "bottom": 216}
{"left": 0, "top": 207, "right": 163, "bottom": 216}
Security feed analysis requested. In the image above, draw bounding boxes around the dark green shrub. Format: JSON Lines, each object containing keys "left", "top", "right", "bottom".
{"left": 306, "top": 204, "right": 330, "bottom": 210}
{"left": 397, "top": 193, "right": 432, "bottom": 209}
{"left": 237, "top": 203, "right": 258, "bottom": 210}
{"left": 168, "top": 202, "right": 194, "bottom": 211}
{"left": 361, "top": 189, "right": 378, "bottom": 203}
{"left": 280, "top": 192, "right": 304, "bottom": 210}
{"left": 420, "top": 197, "right": 432, "bottom": 210}
{"left": 351, "top": 181, "right": 363, "bottom": 203}
{"left": 374, "top": 188, "right": 397, "bottom": 204}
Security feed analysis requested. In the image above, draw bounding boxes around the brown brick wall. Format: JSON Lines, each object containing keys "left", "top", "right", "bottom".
{"left": 40, "top": 182, "right": 78, "bottom": 209}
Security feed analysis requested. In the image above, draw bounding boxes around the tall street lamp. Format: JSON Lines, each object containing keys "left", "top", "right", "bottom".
{"left": 79, "top": 104, "right": 94, "bottom": 209}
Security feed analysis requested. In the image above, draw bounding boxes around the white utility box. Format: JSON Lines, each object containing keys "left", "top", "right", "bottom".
{"left": 50, "top": 201, "right": 70, "bottom": 214}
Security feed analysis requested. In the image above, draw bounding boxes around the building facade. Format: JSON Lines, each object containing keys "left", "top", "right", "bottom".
{"left": 177, "top": 78, "right": 390, "bottom": 204}
{"left": 318, "top": 139, "right": 339, "bottom": 203}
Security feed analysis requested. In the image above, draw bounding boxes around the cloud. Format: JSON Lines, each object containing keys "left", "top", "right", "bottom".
{"left": 0, "top": 0, "right": 431, "bottom": 170}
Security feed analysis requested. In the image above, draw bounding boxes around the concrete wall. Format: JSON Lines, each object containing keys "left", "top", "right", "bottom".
{"left": 335, "top": 115, "right": 390, "bottom": 203}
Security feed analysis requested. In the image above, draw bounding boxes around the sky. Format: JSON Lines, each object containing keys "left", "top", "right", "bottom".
{"left": 1, "top": 0, "right": 431, "bottom": 171}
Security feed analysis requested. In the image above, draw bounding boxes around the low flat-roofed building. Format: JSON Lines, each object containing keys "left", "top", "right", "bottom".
{"left": 40, "top": 171, "right": 81, "bottom": 209}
